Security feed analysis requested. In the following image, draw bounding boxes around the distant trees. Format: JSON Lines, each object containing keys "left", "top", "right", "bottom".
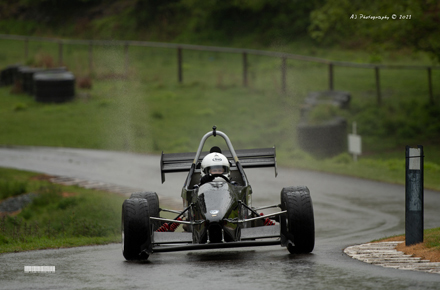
{"left": 308, "top": 0, "right": 440, "bottom": 61}
{"left": 0, "top": 0, "right": 438, "bottom": 61}
{"left": 134, "top": 0, "right": 324, "bottom": 45}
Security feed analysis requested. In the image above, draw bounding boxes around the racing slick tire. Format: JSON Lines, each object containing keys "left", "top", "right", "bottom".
{"left": 280, "top": 186, "right": 315, "bottom": 254}
{"left": 129, "top": 191, "right": 159, "bottom": 216}
{"left": 121, "top": 198, "right": 151, "bottom": 260}
{"left": 129, "top": 191, "right": 160, "bottom": 230}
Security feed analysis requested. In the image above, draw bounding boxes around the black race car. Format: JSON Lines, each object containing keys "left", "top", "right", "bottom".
{"left": 121, "top": 127, "right": 315, "bottom": 260}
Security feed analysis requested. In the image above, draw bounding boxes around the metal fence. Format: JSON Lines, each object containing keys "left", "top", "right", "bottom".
{"left": 0, "top": 33, "right": 439, "bottom": 104}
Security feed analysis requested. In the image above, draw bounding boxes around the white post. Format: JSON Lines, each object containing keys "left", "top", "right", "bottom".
{"left": 348, "top": 122, "right": 362, "bottom": 162}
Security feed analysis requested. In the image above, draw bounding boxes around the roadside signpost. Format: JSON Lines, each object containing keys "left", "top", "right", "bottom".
{"left": 405, "top": 145, "right": 424, "bottom": 246}
{"left": 348, "top": 122, "right": 362, "bottom": 162}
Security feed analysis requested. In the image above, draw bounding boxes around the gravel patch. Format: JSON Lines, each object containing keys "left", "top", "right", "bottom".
{"left": 0, "top": 193, "right": 38, "bottom": 213}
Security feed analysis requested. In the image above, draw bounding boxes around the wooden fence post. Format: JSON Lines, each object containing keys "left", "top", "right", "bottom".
{"left": 243, "top": 52, "right": 248, "bottom": 87}
{"left": 428, "top": 67, "right": 433, "bottom": 104}
{"left": 329, "top": 63, "right": 334, "bottom": 91}
{"left": 375, "top": 66, "right": 381, "bottom": 105}
{"left": 124, "top": 43, "right": 129, "bottom": 77}
{"left": 281, "top": 56, "right": 287, "bottom": 94}
{"left": 177, "top": 47, "right": 183, "bottom": 83}
{"left": 24, "top": 38, "right": 29, "bottom": 61}
{"left": 88, "top": 42, "right": 93, "bottom": 75}
{"left": 58, "top": 42, "right": 63, "bottom": 66}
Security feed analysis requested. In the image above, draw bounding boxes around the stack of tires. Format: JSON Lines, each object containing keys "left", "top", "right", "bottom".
{"left": 0, "top": 64, "right": 21, "bottom": 86}
{"left": 304, "top": 91, "right": 351, "bottom": 109}
{"left": 19, "top": 67, "right": 45, "bottom": 95}
{"left": 297, "top": 91, "right": 350, "bottom": 158}
{"left": 34, "top": 70, "right": 75, "bottom": 103}
{"left": 1, "top": 64, "right": 75, "bottom": 103}
{"left": 297, "top": 117, "right": 347, "bottom": 157}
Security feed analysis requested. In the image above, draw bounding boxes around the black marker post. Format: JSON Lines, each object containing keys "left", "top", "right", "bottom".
{"left": 405, "top": 145, "right": 424, "bottom": 246}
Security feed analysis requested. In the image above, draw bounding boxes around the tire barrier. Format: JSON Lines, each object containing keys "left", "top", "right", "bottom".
{"left": 305, "top": 91, "right": 351, "bottom": 109}
{"left": 34, "top": 71, "right": 75, "bottom": 103}
{"left": 19, "top": 66, "right": 44, "bottom": 95}
{"left": 17, "top": 66, "right": 68, "bottom": 96}
{"left": 297, "top": 91, "right": 351, "bottom": 157}
{"left": 0, "top": 68, "right": 8, "bottom": 86}
{"left": 0, "top": 64, "right": 21, "bottom": 86}
{"left": 1, "top": 64, "right": 74, "bottom": 103}
{"left": 297, "top": 116, "right": 348, "bottom": 158}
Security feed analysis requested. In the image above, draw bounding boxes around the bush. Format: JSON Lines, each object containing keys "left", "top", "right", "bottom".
{"left": 329, "top": 152, "right": 352, "bottom": 164}
{"left": 13, "top": 103, "right": 27, "bottom": 112}
{"left": 308, "top": 104, "right": 343, "bottom": 125}
{"left": 77, "top": 76, "right": 92, "bottom": 89}
{"left": 349, "top": 101, "right": 440, "bottom": 150}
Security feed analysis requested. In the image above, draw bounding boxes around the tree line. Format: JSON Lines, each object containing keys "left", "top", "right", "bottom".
{"left": 1, "top": 0, "right": 439, "bottom": 62}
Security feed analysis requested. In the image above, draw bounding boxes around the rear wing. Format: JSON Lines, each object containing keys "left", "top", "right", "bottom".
{"left": 160, "top": 147, "right": 277, "bottom": 183}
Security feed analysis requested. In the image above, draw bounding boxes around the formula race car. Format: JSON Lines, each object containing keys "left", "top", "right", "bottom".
{"left": 121, "top": 127, "right": 315, "bottom": 260}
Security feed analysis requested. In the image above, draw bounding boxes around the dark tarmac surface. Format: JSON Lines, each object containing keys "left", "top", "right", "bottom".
{"left": 2, "top": 243, "right": 440, "bottom": 290}
{"left": 1, "top": 146, "right": 440, "bottom": 289}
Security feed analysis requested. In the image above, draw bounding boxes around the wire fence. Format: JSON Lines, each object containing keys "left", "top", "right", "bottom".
{"left": 0, "top": 33, "right": 439, "bottom": 104}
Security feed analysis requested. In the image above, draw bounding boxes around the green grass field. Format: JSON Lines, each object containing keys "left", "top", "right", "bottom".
{"left": 0, "top": 167, "right": 126, "bottom": 253}
{"left": 1, "top": 38, "right": 440, "bottom": 190}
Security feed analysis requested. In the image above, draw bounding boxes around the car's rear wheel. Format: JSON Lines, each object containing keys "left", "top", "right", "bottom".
{"left": 121, "top": 198, "right": 151, "bottom": 260}
{"left": 280, "top": 186, "right": 315, "bottom": 254}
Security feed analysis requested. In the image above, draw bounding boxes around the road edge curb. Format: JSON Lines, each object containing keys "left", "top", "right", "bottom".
{"left": 344, "top": 242, "right": 440, "bottom": 274}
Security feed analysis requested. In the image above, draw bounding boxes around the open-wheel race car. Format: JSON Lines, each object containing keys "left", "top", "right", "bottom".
{"left": 121, "top": 127, "right": 315, "bottom": 260}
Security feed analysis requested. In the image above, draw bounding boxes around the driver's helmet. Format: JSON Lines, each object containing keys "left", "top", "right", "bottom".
{"left": 200, "top": 152, "right": 230, "bottom": 181}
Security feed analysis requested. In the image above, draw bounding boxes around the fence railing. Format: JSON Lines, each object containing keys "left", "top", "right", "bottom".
{"left": 1, "top": 33, "right": 439, "bottom": 104}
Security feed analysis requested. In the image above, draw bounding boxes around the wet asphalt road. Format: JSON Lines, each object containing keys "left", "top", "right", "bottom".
{"left": 0, "top": 146, "right": 440, "bottom": 289}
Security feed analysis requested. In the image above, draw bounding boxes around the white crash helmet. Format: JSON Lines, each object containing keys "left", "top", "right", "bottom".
{"left": 200, "top": 152, "right": 230, "bottom": 181}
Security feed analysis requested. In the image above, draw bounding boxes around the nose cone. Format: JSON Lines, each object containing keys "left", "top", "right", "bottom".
{"left": 198, "top": 182, "right": 233, "bottom": 223}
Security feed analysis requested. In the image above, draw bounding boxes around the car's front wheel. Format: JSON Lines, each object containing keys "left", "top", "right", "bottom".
{"left": 121, "top": 198, "right": 151, "bottom": 260}
{"left": 129, "top": 191, "right": 160, "bottom": 230}
{"left": 280, "top": 186, "right": 315, "bottom": 254}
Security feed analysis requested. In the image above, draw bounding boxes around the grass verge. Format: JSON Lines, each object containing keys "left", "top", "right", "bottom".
{"left": 374, "top": 227, "right": 440, "bottom": 262}
{"left": 0, "top": 167, "right": 126, "bottom": 254}
{"left": 284, "top": 151, "right": 440, "bottom": 191}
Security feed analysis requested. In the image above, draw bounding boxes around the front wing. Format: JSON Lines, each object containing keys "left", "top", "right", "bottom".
{"left": 151, "top": 225, "right": 282, "bottom": 253}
